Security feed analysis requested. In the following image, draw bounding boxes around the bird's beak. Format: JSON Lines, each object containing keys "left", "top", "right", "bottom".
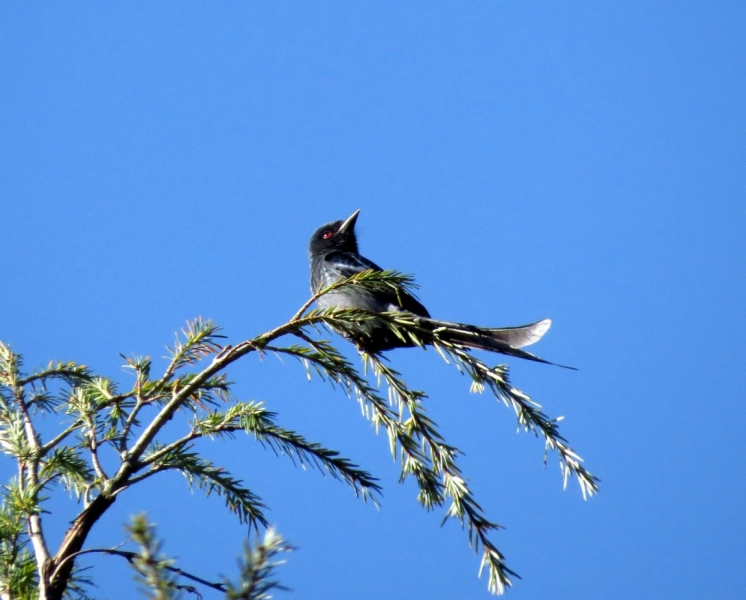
{"left": 337, "top": 209, "right": 361, "bottom": 234}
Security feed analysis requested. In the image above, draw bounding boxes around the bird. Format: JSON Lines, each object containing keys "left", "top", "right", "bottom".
{"left": 309, "top": 209, "right": 575, "bottom": 369}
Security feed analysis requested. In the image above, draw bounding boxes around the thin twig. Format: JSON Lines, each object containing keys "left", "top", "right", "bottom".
{"left": 52, "top": 548, "right": 227, "bottom": 593}
{"left": 40, "top": 420, "right": 83, "bottom": 456}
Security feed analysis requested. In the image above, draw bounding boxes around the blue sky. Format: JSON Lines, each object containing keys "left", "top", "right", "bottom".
{"left": 1, "top": 3, "right": 744, "bottom": 599}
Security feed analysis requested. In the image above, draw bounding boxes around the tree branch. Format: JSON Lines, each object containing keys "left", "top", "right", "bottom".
{"left": 52, "top": 548, "right": 227, "bottom": 594}
{"left": 40, "top": 420, "right": 83, "bottom": 457}
{"left": 122, "top": 312, "right": 332, "bottom": 472}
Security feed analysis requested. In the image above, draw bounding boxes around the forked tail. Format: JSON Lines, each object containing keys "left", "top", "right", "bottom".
{"left": 421, "top": 317, "right": 577, "bottom": 370}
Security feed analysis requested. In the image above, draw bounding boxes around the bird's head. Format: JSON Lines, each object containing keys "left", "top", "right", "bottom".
{"left": 309, "top": 209, "right": 361, "bottom": 255}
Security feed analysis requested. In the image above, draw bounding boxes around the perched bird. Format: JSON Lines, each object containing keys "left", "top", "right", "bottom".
{"left": 309, "top": 209, "right": 574, "bottom": 369}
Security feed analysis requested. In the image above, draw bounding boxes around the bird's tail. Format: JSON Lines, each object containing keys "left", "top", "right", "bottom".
{"left": 420, "top": 317, "right": 577, "bottom": 370}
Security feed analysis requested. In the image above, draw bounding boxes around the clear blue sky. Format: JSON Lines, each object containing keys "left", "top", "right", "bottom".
{"left": 1, "top": 3, "right": 744, "bottom": 599}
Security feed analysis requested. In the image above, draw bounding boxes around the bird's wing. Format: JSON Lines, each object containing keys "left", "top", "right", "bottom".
{"left": 323, "top": 250, "right": 430, "bottom": 317}
{"left": 393, "top": 288, "right": 430, "bottom": 317}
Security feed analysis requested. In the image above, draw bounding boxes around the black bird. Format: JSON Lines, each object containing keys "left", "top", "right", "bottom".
{"left": 309, "top": 209, "right": 574, "bottom": 369}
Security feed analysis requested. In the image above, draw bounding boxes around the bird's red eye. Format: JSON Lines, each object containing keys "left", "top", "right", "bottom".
{"left": 322, "top": 231, "right": 333, "bottom": 240}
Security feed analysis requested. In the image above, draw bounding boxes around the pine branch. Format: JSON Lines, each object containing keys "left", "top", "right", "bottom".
{"left": 165, "top": 318, "right": 226, "bottom": 377}
{"left": 38, "top": 447, "right": 95, "bottom": 499}
{"left": 268, "top": 340, "right": 447, "bottom": 509}
{"left": 0, "top": 344, "right": 54, "bottom": 592}
{"left": 137, "top": 445, "right": 269, "bottom": 530}
{"left": 363, "top": 352, "right": 517, "bottom": 593}
{"left": 194, "top": 401, "right": 382, "bottom": 503}
{"left": 449, "top": 348, "right": 599, "bottom": 497}
{"left": 0, "top": 493, "right": 37, "bottom": 600}
{"left": 122, "top": 313, "right": 335, "bottom": 473}
{"left": 316, "top": 301, "right": 599, "bottom": 498}
{"left": 0, "top": 418, "right": 31, "bottom": 460}
{"left": 223, "top": 528, "right": 292, "bottom": 600}
{"left": 0, "top": 343, "right": 23, "bottom": 389}
{"left": 17, "top": 361, "right": 92, "bottom": 389}
{"left": 270, "top": 319, "right": 518, "bottom": 590}
{"left": 125, "top": 514, "right": 188, "bottom": 600}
